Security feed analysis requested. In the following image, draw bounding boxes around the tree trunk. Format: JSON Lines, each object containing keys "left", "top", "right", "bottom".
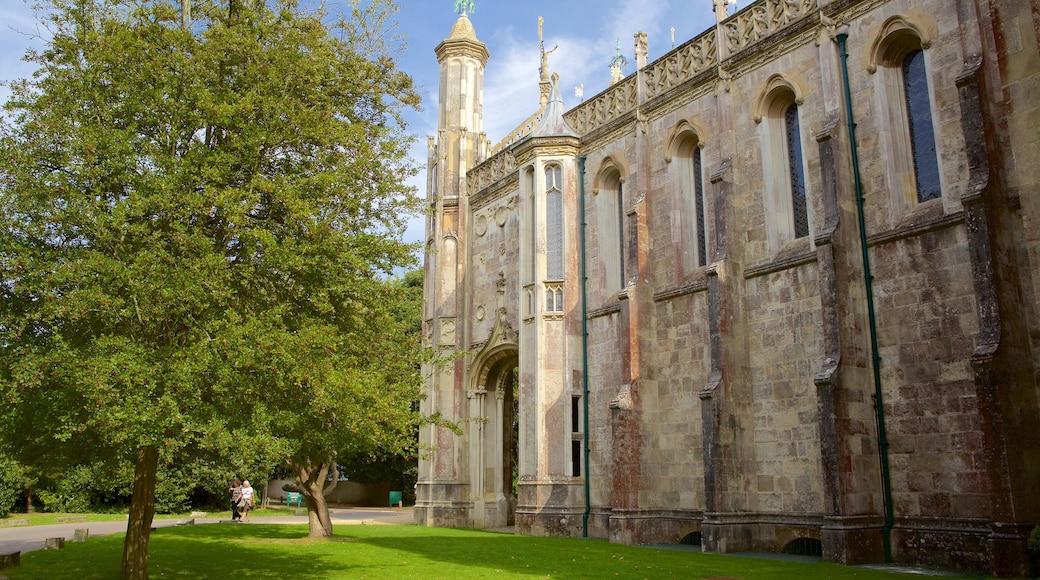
{"left": 25, "top": 485, "right": 32, "bottom": 513}
{"left": 121, "top": 445, "right": 158, "bottom": 580}
{"left": 295, "top": 460, "right": 334, "bottom": 538}
{"left": 180, "top": 0, "right": 190, "bottom": 29}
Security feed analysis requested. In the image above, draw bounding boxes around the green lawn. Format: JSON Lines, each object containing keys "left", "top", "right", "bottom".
{"left": 2, "top": 524, "right": 971, "bottom": 579}
{"left": 0, "top": 506, "right": 298, "bottom": 526}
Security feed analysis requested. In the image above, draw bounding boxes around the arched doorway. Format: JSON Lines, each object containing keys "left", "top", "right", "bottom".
{"left": 470, "top": 347, "right": 518, "bottom": 528}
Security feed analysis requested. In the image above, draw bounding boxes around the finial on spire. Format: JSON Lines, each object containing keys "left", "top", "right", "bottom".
{"left": 454, "top": 0, "right": 475, "bottom": 15}
{"left": 608, "top": 38, "right": 629, "bottom": 85}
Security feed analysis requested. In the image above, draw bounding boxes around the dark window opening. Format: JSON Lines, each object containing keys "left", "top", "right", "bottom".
{"left": 782, "top": 537, "right": 823, "bottom": 557}
{"left": 785, "top": 103, "right": 809, "bottom": 239}
{"left": 903, "top": 50, "right": 941, "bottom": 203}
{"left": 693, "top": 147, "right": 707, "bottom": 267}
{"left": 571, "top": 440, "right": 581, "bottom": 477}
{"left": 680, "top": 531, "right": 703, "bottom": 546}
{"left": 571, "top": 396, "right": 580, "bottom": 433}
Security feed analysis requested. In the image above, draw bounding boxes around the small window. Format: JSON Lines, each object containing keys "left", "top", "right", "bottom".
{"left": 571, "top": 440, "right": 582, "bottom": 477}
{"left": 544, "top": 284, "right": 563, "bottom": 313}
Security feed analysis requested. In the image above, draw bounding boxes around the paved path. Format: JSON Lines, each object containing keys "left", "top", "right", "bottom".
{"left": 0, "top": 507, "right": 413, "bottom": 556}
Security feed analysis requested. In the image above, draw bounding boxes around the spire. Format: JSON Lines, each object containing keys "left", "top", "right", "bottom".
{"left": 538, "top": 16, "right": 558, "bottom": 107}
{"left": 436, "top": 10, "right": 489, "bottom": 66}
{"left": 530, "top": 73, "right": 578, "bottom": 138}
{"left": 448, "top": 12, "right": 478, "bottom": 42}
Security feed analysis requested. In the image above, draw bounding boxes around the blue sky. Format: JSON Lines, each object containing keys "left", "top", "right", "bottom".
{"left": 0, "top": 0, "right": 723, "bottom": 245}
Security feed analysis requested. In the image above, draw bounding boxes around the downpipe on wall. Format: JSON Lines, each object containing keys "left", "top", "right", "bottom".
{"left": 579, "top": 156, "right": 591, "bottom": 538}
{"left": 836, "top": 31, "right": 894, "bottom": 563}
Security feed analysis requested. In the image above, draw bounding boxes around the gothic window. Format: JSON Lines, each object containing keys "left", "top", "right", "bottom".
{"left": 545, "top": 165, "right": 563, "bottom": 281}
{"left": 615, "top": 181, "right": 626, "bottom": 287}
{"left": 693, "top": 148, "right": 708, "bottom": 265}
{"left": 595, "top": 165, "right": 625, "bottom": 291}
{"left": 676, "top": 135, "right": 709, "bottom": 270}
{"left": 870, "top": 18, "right": 945, "bottom": 217}
{"left": 544, "top": 284, "right": 563, "bottom": 313}
{"left": 785, "top": 104, "right": 809, "bottom": 239}
{"left": 902, "top": 50, "right": 941, "bottom": 203}
{"left": 758, "top": 78, "right": 811, "bottom": 251}
{"left": 522, "top": 166, "right": 536, "bottom": 318}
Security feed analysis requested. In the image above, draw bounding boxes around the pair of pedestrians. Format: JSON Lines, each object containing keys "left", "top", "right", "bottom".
{"left": 228, "top": 480, "right": 255, "bottom": 521}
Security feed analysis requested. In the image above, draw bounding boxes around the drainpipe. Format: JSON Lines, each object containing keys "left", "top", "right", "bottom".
{"left": 836, "top": 32, "right": 894, "bottom": 563}
{"left": 579, "top": 155, "right": 591, "bottom": 538}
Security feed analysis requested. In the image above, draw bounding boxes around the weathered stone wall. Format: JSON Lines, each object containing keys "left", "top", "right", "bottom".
{"left": 423, "top": 0, "right": 1040, "bottom": 574}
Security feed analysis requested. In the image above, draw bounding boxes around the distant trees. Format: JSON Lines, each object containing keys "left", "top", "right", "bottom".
{"left": 0, "top": 0, "right": 423, "bottom": 577}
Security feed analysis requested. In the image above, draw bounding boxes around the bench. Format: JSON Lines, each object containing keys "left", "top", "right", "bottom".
{"left": 285, "top": 492, "right": 303, "bottom": 507}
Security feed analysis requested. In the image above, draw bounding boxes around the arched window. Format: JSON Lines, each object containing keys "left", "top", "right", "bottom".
{"left": 869, "top": 17, "right": 944, "bottom": 215}
{"left": 673, "top": 134, "right": 707, "bottom": 272}
{"left": 758, "top": 78, "right": 811, "bottom": 251}
{"left": 902, "top": 50, "right": 940, "bottom": 203}
{"left": 545, "top": 165, "right": 563, "bottom": 281}
{"left": 595, "top": 164, "right": 626, "bottom": 291}
{"left": 785, "top": 104, "right": 809, "bottom": 239}
{"left": 522, "top": 166, "right": 536, "bottom": 317}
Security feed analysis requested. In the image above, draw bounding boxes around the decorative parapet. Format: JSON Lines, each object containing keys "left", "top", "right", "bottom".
{"left": 643, "top": 29, "right": 719, "bottom": 102}
{"left": 563, "top": 75, "right": 638, "bottom": 136}
{"left": 464, "top": 0, "right": 818, "bottom": 187}
{"left": 490, "top": 108, "right": 545, "bottom": 156}
{"left": 467, "top": 147, "right": 517, "bottom": 194}
{"left": 722, "top": 0, "right": 818, "bottom": 56}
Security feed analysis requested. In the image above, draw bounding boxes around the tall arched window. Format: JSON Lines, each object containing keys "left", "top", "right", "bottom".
{"left": 693, "top": 148, "right": 707, "bottom": 265}
{"left": 545, "top": 165, "right": 563, "bottom": 281}
{"left": 758, "top": 78, "right": 811, "bottom": 251}
{"left": 902, "top": 50, "right": 940, "bottom": 203}
{"left": 785, "top": 104, "right": 809, "bottom": 239}
{"left": 595, "top": 166, "right": 625, "bottom": 291}
{"left": 675, "top": 134, "right": 709, "bottom": 270}
{"left": 870, "top": 18, "right": 945, "bottom": 217}
{"left": 544, "top": 164, "right": 564, "bottom": 313}
{"left": 615, "top": 181, "right": 626, "bottom": 286}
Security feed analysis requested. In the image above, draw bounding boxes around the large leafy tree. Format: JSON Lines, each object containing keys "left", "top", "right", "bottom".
{"left": 0, "top": 0, "right": 422, "bottom": 577}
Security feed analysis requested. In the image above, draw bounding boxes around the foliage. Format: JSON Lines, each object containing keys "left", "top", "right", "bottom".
{"left": 3, "top": 524, "right": 969, "bottom": 580}
{"left": 0, "top": 453, "right": 35, "bottom": 517}
{"left": 0, "top": 0, "right": 421, "bottom": 571}
{"left": 1029, "top": 525, "right": 1040, "bottom": 554}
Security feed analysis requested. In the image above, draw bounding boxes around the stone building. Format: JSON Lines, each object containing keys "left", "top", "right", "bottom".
{"left": 415, "top": 0, "right": 1040, "bottom": 576}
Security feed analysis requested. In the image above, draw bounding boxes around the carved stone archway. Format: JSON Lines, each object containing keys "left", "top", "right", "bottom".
{"left": 467, "top": 309, "right": 519, "bottom": 529}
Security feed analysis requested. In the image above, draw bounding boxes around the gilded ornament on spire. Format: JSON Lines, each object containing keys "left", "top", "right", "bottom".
{"left": 454, "top": 0, "right": 475, "bottom": 15}
{"left": 608, "top": 38, "right": 629, "bottom": 85}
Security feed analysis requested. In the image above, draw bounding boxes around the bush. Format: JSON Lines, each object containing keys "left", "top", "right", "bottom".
{"left": 1029, "top": 525, "right": 1040, "bottom": 554}
{"left": 0, "top": 455, "right": 34, "bottom": 517}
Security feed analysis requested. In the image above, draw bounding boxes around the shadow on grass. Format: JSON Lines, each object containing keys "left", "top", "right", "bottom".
{"left": 339, "top": 526, "right": 958, "bottom": 580}
{"left": 4, "top": 524, "right": 971, "bottom": 580}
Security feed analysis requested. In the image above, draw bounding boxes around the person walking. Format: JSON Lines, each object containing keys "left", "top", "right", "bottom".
{"left": 240, "top": 480, "right": 254, "bottom": 521}
{"left": 229, "top": 480, "right": 243, "bottom": 521}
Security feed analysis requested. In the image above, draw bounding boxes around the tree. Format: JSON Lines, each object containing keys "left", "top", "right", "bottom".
{"left": 0, "top": 0, "right": 421, "bottom": 577}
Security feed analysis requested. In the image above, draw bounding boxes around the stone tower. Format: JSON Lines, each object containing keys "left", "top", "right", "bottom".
{"left": 416, "top": 12, "right": 490, "bottom": 528}
{"left": 511, "top": 77, "right": 584, "bottom": 536}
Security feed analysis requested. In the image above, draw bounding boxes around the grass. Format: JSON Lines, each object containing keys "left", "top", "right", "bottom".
{"left": 1, "top": 523, "right": 971, "bottom": 579}
{"left": 0, "top": 506, "right": 299, "bottom": 526}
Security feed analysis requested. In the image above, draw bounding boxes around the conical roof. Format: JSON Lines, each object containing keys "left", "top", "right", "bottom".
{"left": 530, "top": 77, "right": 578, "bottom": 138}
{"left": 448, "top": 13, "right": 478, "bottom": 42}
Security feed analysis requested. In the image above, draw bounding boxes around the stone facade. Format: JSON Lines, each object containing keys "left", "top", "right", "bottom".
{"left": 416, "top": 1, "right": 1040, "bottom": 576}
